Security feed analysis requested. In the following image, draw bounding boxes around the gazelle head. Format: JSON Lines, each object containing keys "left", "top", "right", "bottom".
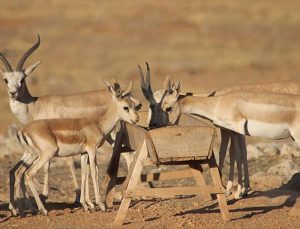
{"left": 103, "top": 80, "right": 139, "bottom": 124}
{"left": 139, "top": 62, "right": 171, "bottom": 128}
{"left": 160, "top": 81, "right": 182, "bottom": 124}
{"left": 0, "top": 35, "right": 41, "bottom": 100}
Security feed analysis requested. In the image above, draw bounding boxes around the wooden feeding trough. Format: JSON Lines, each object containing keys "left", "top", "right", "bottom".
{"left": 104, "top": 113, "right": 230, "bottom": 225}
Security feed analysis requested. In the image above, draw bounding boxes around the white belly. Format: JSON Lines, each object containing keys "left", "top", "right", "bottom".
{"left": 57, "top": 142, "right": 84, "bottom": 157}
{"left": 247, "top": 120, "right": 290, "bottom": 139}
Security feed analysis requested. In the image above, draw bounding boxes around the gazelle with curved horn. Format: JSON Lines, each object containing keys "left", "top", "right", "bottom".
{"left": 14, "top": 80, "right": 139, "bottom": 215}
{"left": 139, "top": 63, "right": 300, "bottom": 199}
{"left": 139, "top": 62, "right": 247, "bottom": 198}
{"left": 0, "top": 35, "right": 141, "bottom": 213}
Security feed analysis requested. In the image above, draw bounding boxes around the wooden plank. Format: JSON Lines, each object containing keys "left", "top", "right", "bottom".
{"left": 114, "top": 140, "right": 148, "bottom": 225}
{"left": 189, "top": 162, "right": 212, "bottom": 200}
{"left": 177, "top": 113, "right": 215, "bottom": 128}
{"left": 209, "top": 153, "right": 231, "bottom": 221}
{"left": 123, "top": 123, "right": 147, "bottom": 151}
{"left": 136, "top": 111, "right": 148, "bottom": 127}
{"left": 148, "top": 126, "right": 215, "bottom": 160}
{"left": 116, "top": 169, "right": 193, "bottom": 185}
{"left": 105, "top": 129, "right": 124, "bottom": 208}
{"left": 123, "top": 186, "right": 225, "bottom": 198}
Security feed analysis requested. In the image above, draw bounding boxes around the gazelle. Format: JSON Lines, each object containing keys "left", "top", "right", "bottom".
{"left": 139, "top": 62, "right": 300, "bottom": 198}
{"left": 139, "top": 63, "right": 248, "bottom": 198}
{"left": 0, "top": 35, "right": 141, "bottom": 211}
{"left": 160, "top": 82, "right": 300, "bottom": 193}
{"left": 13, "top": 80, "right": 139, "bottom": 215}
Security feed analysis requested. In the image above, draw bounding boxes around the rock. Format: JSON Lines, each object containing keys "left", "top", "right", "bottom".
{"left": 279, "top": 143, "right": 300, "bottom": 157}
{"left": 257, "top": 143, "right": 280, "bottom": 156}
{"left": 250, "top": 172, "right": 284, "bottom": 189}
{"left": 267, "top": 160, "right": 299, "bottom": 182}
{"left": 247, "top": 144, "right": 264, "bottom": 160}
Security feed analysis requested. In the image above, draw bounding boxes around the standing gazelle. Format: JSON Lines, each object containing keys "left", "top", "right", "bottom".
{"left": 160, "top": 82, "right": 300, "bottom": 194}
{"left": 140, "top": 63, "right": 300, "bottom": 198}
{"left": 0, "top": 35, "right": 141, "bottom": 211}
{"left": 139, "top": 63, "right": 248, "bottom": 198}
{"left": 14, "top": 80, "right": 139, "bottom": 215}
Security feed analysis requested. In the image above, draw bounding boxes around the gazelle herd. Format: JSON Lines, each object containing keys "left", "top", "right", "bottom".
{"left": 1, "top": 35, "right": 299, "bottom": 216}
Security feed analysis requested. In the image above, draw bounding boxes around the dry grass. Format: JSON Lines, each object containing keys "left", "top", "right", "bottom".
{"left": 1, "top": 0, "right": 300, "bottom": 131}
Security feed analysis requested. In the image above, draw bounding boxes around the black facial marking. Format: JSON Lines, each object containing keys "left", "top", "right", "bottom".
{"left": 185, "top": 92, "right": 193, "bottom": 96}
{"left": 291, "top": 135, "right": 295, "bottom": 141}
{"left": 4, "top": 79, "right": 8, "bottom": 84}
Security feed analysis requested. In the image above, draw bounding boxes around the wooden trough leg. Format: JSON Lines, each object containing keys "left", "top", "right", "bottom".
{"left": 114, "top": 140, "right": 148, "bottom": 226}
{"left": 208, "top": 153, "right": 230, "bottom": 221}
{"left": 189, "top": 162, "right": 212, "bottom": 201}
{"left": 105, "top": 130, "right": 124, "bottom": 209}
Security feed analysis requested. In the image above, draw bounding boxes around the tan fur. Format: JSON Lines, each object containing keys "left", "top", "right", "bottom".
{"left": 15, "top": 81, "right": 139, "bottom": 215}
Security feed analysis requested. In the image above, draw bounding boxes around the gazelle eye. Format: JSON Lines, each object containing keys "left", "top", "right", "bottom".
{"left": 166, "top": 107, "right": 172, "bottom": 112}
{"left": 123, "top": 106, "right": 129, "bottom": 112}
{"left": 149, "top": 104, "right": 155, "bottom": 110}
{"left": 4, "top": 79, "right": 8, "bottom": 84}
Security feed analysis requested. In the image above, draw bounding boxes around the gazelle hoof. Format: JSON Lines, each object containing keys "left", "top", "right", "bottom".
{"left": 40, "top": 208, "right": 48, "bottom": 216}
{"left": 11, "top": 208, "right": 19, "bottom": 217}
{"left": 96, "top": 202, "right": 106, "bottom": 212}
{"left": 234, "top": 191, "right": 243, "bottom": 200}
{"left": 81, "top": 203, "right": 89, "bottom": 212}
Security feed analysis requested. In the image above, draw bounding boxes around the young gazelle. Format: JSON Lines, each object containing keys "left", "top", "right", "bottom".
{"left": 160, "top": 82, "right": 300, "bottom": 194}
{"left": 0, "top": 35, "right": 141, "bottom": 208}
{"left": 13, "top": 80, "right": 139, "bottom": 215}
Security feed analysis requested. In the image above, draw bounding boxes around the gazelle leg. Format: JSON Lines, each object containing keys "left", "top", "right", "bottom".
{"left": 17, "top": 154, "right": 37, "bottom": 213}
{"left": 87, "top": 149, "right": 105, "bottom": 211}
{"left": 239, "top": 135, "right": 251, "bottom": 195}
{"left": 64, "top": 156, "right": 80, "bottom": 203}
{"left": 226, "top": 138, "right": 235, "bottom": 196}
{"left": 80, "top": 154, "right": 89, "bottom": 211}
{"left": 219, "top": 129, "right": 230, "bottom": 173}
{"left": 42, "top": 161, "right": 50, "bottom": 200}
{"left": 232, "top": 133, "right": 243, "bottom": 200}
{"left": 85, "top": 163, "right": 95, "bottom": 210}
{"left": 25, "top": 153, "right": 55, "bottom": 216}
{"left": 9, "top": 151, "right": 29, "bottom": 215}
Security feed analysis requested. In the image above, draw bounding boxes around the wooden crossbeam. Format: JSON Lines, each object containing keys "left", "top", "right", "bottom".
{"left": 123, "top": 186, "right": 225, "bottom": 198}
{"left": 116, "top": 169, "right": 193, "bottom": 185}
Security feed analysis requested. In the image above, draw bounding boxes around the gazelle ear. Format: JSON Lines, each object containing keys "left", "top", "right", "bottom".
{"left": 24, "top": 61, "right": 41, "bottom": 75}
{"left": 163, "top": 75, "right": 171, "bottom": 91}
{"left": 175, "top": 81, "right": 182, "bottom": 93}
{"left": 170, "top": 81, "right": 181, "bottom": 97}
{"left": 103, "top": 80, "right": 117, "bottom": 98}
{"left": 122, "top": 80, "right": 133, "bottom": 97}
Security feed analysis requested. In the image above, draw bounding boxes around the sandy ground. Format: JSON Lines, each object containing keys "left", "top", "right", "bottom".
{"left": 1, "top": 0, "right": 300, "bottom": 228}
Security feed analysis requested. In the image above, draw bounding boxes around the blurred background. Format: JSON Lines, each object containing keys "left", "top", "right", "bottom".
{"left": 1, "top": 0, "right": 300, "bottom": 132}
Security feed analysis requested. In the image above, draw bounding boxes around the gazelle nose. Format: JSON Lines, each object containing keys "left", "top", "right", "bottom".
{"left": 10, "top": 92, "right": 17, "bottom": 97}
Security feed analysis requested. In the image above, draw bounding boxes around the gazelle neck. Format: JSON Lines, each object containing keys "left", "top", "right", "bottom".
{"left": 9, "top": 81, "right": 36, "bottom": 124}
{"left": 98, "top": 101, "right": 120, "bottom": 135}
